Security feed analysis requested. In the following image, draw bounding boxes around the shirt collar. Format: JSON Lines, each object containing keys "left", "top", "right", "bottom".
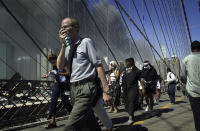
{"left": 74, "top": 36, "right": 81, "bottom": 45}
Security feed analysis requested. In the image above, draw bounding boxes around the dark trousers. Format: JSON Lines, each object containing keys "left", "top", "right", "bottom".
{"left": 49, "top": 82, "right": 72, "bottom": 117}
{"left": 125, "top": 86, "right": 138, "bottom": 117}
{"left": 189, "top": 96, "right": 200, "bottom": 131}
{"left": 138, "top": 89, "right": 144, "bottom": 107}
{"left": 64, "top": 81, "right": 101, "bottom": 131}
{"left": 167, "top": 84, "right": 176, "bottom": 104}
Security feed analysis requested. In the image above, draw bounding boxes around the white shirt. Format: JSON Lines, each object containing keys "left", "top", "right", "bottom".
{"left": 156, "top": 80, "right": 161, "bottom": 89}
{"left": 166, "top": 72, "right": 176, "bottom": 84}
{"left": 110, "top": 72, "right": 116, "bottom": 82}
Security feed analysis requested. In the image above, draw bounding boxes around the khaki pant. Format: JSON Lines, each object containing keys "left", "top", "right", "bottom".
{"left": 64, "top": 81, "right": 101, "bottom": 131}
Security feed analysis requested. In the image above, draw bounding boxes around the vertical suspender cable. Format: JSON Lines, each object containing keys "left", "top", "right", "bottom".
{"left": 115, "top": 1, "right": 143, "bottom": 62}
{"left": 68, "top": 0, "right": 70, "bottom": 17}
{"left": 80, "top": 0, "right": 120, "bottom": 67}
{"left": 180, "top": 0, "right": 192, "bottom": 43}
{"left": 0, "top": 0, "right": 48, "bottom": 60}
{"left": 132, "top": 0, "right": 160, "bottom": 74}
{"left": 114, "top": 0, "right": 168, "bottom": 67}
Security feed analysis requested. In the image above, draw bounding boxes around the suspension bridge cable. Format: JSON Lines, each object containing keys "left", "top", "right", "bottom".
{"left": 169, "top": 0, "right": 185, "bottom": 58}
{"left": 114, "top": 0, "right": 168, "bottom": 68}
{"left": 151, "top": 0, "right": 176, "bottom": 72}
{"left": 160, "top": 0, "right": 182, "bottom": 59}
{"left": 177, "top": 0, "right": 191, "bottom": 49}
{"left": 0, "top": 56, "right": 18, "bottom": 76}
{"left": 44, "top": 0, "right": 63, "bottom": 19}
{"left": 15, "top": 0, "right": 60, "bottom": 46}
{"left": 167, "top": 0, "right": 185, "bottom": 60}
{"left": 80, "top": 0, "right": 120, "bottom": 67}
{"left": 106, "top": 2, "right": 109, "bottom": 59}
{"left": 173, "top": 0, "right": 189, "bottom": 57}
{"left": 156, "top": 0, "right": 176, "bottom": 56}
{"left": 0, "top": 0, "right": 48, "bottom": 60}
{"left": 158, "top": 0, "right": 187, "bottom": 60}
{"left": 172, "top": 1, "right": 188, "bottom": 58}
{"left": 199, "top": 0, "right": 200, "bottom": 12}
{"left": 167, "top": 0, "right": 185, "bottom": 59}
{"left": 180, "top": 0, "right": 192, "bottom": 43}
{"left": 31, "top": 0, "right": 61, "bottom": 27}
{"left": 53, "top": 0, "right": 68, "bottom": 18}
{"left": 115, "top": 1, "right": 143, "bottom": 62}
{"left": 143, "top": 0, "right": 166, "bottom": 61}
{"left": 130, "top": 0, "right": 161, "bottom": 74}
{"left": 173, "top": 0, "right": 189, "bottom": 58}
{"left": 156, "top": 0, "right": 189, "bottom": 76}
{"left": 163, "top": 0, "right": 183, "bottom": 60}
{"left": 151, "top": 0, "right": 172, "bottom": 57}
{"left": 0, "top": 28, "right": 48, "bottom": 72}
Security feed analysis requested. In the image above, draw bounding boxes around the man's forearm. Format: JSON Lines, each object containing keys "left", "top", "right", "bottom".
{"left": 96, "top": 65, "right": 109, "bottom": 92}
{"left": 57, "top": 46, "right": 66, "bottom": 69}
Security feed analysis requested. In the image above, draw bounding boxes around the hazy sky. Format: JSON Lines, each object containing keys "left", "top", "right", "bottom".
{"left": 108, "top": 0, "right": 200, "bottom": 60}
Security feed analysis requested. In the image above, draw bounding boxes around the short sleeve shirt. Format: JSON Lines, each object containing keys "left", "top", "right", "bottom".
{"left": 65, "top": 37, "right": 102, "bottom": 82}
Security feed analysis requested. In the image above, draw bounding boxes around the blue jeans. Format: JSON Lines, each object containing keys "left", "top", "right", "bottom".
{"left": 49, "top": 82, "right": 72, "bottom": 117}
{"left": 167, "top": 84, "right": 176, "bottom": 103}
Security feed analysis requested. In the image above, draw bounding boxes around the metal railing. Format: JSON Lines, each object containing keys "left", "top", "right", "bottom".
{"left": 0, "top": 79, "right": 67, "bottom": 129}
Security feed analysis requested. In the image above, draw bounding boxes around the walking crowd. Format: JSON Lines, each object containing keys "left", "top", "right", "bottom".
{"left": 43, "top": 17, "right": 200, "bottom": 131}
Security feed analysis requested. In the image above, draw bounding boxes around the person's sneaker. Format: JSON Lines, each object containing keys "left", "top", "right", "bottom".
{"left": 127, "top": 119, "right": 134, "bottom": 124}
{"left": 145, "top": 105, "right": 149, "bottom": 112}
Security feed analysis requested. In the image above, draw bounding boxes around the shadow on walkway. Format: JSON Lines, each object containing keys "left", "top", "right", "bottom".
{"left": 115, "top": 125, "right": 148, "bottom": 131}
{"left": 111, "top": 108, "right": 173, "bottom": 126}
{"left": 175, "top": 101, "right": 187, "bottom": 104}
{"left": 134, "top": 108, "right": 173, "bottom": 121}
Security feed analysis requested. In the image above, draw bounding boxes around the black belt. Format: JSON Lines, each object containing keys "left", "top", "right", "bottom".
{"left": 71, "top": 77, "right": 95, "bottom": 86}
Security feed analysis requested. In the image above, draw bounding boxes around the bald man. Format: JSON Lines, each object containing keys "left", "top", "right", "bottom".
{"left": 57, "top": 17, "right": 111, "bottom": 131}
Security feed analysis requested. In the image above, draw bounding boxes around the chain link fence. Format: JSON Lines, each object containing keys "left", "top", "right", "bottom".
{"left": 0, "top": 75, "right": 68, "bottom": 129}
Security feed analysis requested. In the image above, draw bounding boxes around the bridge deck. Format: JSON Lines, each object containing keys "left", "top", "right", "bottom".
{"left": 4, "top": 91, "right": 195, "bottom": 131}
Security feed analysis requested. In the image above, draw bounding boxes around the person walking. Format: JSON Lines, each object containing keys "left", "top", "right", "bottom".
{"left": 181, "top": 41, "right": 200, "bottom": 131}
{"left": 141, "top": 61, "right": 158, "bottom": 116}
{"left": 165, "top": 68, "right": 176, "bottom": 104}
{"left": 42, "top": 53, "right": 72, "bottom": 128}
{"left": 122, "top": 58, "right": 144, "bottom": 124}
{"left": 57, "top": 17, "right": 111, "bottom": 131}
{"left": 107, "top": 61, "right": 120, "bottom": 113}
